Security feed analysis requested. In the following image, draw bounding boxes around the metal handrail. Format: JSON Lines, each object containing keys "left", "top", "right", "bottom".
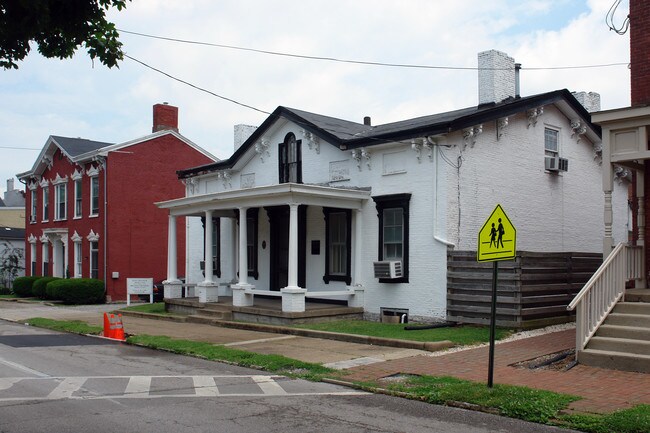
{"left": 567, "top": 242, "right": 643, "bottom": 350}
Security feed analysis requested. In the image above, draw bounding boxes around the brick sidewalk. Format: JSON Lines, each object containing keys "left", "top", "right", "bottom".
{"left": 343, "top": 329, "right": 650, "bottom": 414}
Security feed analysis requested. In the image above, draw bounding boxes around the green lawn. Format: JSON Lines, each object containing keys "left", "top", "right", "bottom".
{"left": 295, "top": 320, "right": 512, "bottom": 345}
{"left": 119, "top": 302, "right": 167, "bottom": 314}
{"left": 25, "top": 318, "right": 103, "bottom": 335}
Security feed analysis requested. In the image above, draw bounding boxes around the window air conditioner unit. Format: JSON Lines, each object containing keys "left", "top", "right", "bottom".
{"left": 545, "top": 156, "right": 568, "bottom": 172}
{"left": 373, "top": 261, "right": 403, "bottom": 279}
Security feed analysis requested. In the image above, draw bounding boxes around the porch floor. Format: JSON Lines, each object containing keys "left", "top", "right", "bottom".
{"left": 165, "top": 296, "right": 364, "bottom": 325}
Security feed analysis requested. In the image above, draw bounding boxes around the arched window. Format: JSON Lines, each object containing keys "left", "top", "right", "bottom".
{"left": 278, "top": 132, "right": 302, "bottom": 183}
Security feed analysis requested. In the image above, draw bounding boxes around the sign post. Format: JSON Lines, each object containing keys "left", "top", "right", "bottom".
{"left": 477, "top": 204, "right": 516, "bottom": 388}
{"left": 126, "top": 278, "right": 154, "bottom": 306}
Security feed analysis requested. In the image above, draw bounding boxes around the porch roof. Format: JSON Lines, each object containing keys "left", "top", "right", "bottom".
{"left": 156, "top": 183, "right": 372, "bottom": 217}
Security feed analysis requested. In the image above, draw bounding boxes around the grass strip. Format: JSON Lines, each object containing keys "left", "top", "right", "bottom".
{"left": 119, "top": 302, "right": 168, "bottom": 314}
{"left": 559, "top": 405, "right": 650, "bottom": 433}
{"left": 25, "top": 317, "right": 103, "bottom": 335}
{"left": 128, "top": 334, "right": 338, "bottom": 381}
{"left": 295, "top": 320, "right": 512, "bottom": 345}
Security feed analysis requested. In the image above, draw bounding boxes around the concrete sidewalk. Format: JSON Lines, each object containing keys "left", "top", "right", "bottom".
{"left": 2, "top": 299, "right": 649, "bottom": 414}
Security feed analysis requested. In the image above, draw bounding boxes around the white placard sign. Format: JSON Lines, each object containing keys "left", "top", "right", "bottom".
{"left": 127, "top": 278, "right": 154, "bottom": 305}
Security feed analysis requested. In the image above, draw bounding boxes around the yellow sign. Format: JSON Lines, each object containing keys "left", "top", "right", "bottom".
{"left": 477, "top": 204, "right": 516, "bottom": 262}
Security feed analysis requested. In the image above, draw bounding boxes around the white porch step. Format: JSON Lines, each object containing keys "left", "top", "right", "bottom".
{"left": 596, "top": 324, "right": 650, "bottom": 341}
{"left": 577, "top": 348, "right": 650, "bottom": 373}
{"left": 625, "top": 288, "right": 650, "bottom": 303}
{"left": 587, "top": 336, "right": 650, "bottom": 356}
{"left": 613, "top": 301, "right": 650, "bottom": 315}
{"left": 606, "top": 312, "right": 650, "bottom": 328}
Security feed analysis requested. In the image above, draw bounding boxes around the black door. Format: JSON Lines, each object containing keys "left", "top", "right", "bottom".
{"left": 266, "top": 205, "right": 307, "bottom": 291}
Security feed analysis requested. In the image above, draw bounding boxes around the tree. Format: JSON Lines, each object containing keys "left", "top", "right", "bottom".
{"left": 0, "top": 0, "right": 130, "bottom": 70}
{"left": 0, "top": 241, "right": 24, "bottom": 289}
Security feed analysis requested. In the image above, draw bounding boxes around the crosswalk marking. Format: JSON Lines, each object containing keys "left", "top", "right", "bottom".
{"left": 252, "top": 375, "right": 288, "bottom": 395}
{"left": 47, "top": 377, "right": 88, "bottom": 399}
{"left": 0, "top": 375, "right": 366, "bottom": 401}
{"left": 124, "top": 376, "right": 151, "bottom": 398}
{"left": 192, "top": 376, "right": 219, "bottom": 396}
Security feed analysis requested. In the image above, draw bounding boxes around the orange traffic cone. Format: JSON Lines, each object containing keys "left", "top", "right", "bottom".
{"left": 103, "top": 312, "right": 126, "bottom": 341}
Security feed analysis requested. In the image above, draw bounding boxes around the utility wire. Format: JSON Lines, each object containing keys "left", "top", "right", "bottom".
{"left": 124, "top": 54, "right": 271, "bottom": 115}
{"left": 119, "top": 29, "right": 628, "bottom": 71}
{"left": 606, "top": 0, "right": 630, "bottom": 35}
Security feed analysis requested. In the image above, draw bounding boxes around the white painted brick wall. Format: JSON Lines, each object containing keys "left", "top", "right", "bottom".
{"left": 478, "top": 50, "right": 515, "bottom": 105}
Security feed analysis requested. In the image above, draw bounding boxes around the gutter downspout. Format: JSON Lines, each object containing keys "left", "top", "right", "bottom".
{"left": 98, "top": 155, "right": 108, "bottom": 301}
{"left": 430, "top": 136, "right": 455, "bottom": 247}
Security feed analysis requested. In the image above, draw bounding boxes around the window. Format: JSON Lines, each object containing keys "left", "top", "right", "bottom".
{"left": 323, "top": 208, "right": 351, "bottom": 284}
{"left": 30, "top": 243, "right": 36, "bottom": 275}
{"left": 544, "top": 127, "right": 559, "bottom": 157}
{"left": 90, "top": 241, "right": 99, "bottom": 279}
{"left": 30, "top": 191, "right": 37, "bottom": 223}
{"left": 74, "top": 242, "right": 82, "bottom": 278}
{"left": 54, "top": 183, "right": 67, "bottom": 220}
{"left": 278, "top": 132, "right": 302, "bottom": 183}
{"left": 373, "top": 193, "right": 411, "bottom": 283}
{"left": 90, "top": 176, "right": 99, "bottom": 216}
{"left": 246, "top": 209, "right": 259, "bottom": 279}
{"left": 201, "top": 217, "right": 221, "bottom": 277}
{"left": 42, "top": 243, "right": 49, "bottom": 276}
{"left": 42, "top": 187, "right": 49, "bottom": 221}
{"left": 74, "top": 179, "right": 82, "bottom": 218}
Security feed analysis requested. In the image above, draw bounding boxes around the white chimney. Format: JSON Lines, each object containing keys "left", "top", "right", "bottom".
{"left": 234, "top": 124, "right": 258, "bottom": 151}
{"left": 478, "top": 50, "right": 516, "bottom": 105}
{"left": 6, "top": 178, "right": 14, "bottom": 192}
{"left": 571, "top": 91, "right": 601, "bottom": 113}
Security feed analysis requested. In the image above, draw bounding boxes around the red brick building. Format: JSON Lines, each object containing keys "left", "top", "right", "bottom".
{"left": 17, "top": 104, "right": 217, "bottom": 301}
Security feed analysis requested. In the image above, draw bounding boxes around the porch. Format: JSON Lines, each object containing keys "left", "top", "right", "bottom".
{"left": 165, "top": 296, "right": 364, "bottom": 325}
{"left": 156, "top": 183, "right": 371, "bottom": 314}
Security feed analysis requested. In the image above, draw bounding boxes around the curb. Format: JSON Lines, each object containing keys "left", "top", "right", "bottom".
{"left": 117, "top": 310, "right": 455, "bottom": 352}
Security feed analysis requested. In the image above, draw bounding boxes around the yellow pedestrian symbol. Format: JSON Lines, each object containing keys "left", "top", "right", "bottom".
{"left": 477, "top": 204, "right": 516, "bottom": 262}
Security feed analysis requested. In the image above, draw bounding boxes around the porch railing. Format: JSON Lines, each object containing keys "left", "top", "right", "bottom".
{"left": 567, "top": 243, "right": 643, "bottom": 350}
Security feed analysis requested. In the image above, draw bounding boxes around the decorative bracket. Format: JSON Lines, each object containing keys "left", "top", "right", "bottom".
{"left": 462, "top": 125, "right": 483, "bottom": 149}
{"left": 527, "top": 107, "right": 544, "bottom": 128}
{"left": 571, "top": 119, "right": 587, "bottom": 143}
{"left": 217, "top": 171, "right": 232, "bottom": 189}
{"left": 302, "top": 129, "right": 320, "bottom": 154}
{"left": 39, "top": 177, "right": 49, "bottom": 188}
{"left": 41, "top": 156, "right": 53, "bottom": 170}
{"left": 351, "top": 148, "right": 371, "bottom": 170}
{"left": 255, "top": 138, "right": 271, "bottom": 163}
{"left": 412, "top": 138, "right": 434, "bottom": 163}
{"left": 593, "top": 142, "right": 603, "bottom": 165}
{"left": 70, "top": 231, "right": 82, "bottom": 243}
{"left": 497, "top": 117, "right": 509, "bottom": 140}
{"left": 87, "top": 230, "right": 100, "bottom": 242}
{"left": 39, "top": 234, "right": 50, "bottom": 244}
{"left": 614, "top": 166, "right": 631, "bottom": 184}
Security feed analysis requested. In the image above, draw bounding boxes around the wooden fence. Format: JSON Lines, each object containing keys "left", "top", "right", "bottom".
{"left": 447, "top": 250, "right": 602, "bottom": 329}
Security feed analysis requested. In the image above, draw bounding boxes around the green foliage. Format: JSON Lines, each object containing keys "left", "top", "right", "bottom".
{"left": 561, "top": 405, "right": 650, "bottom": 433}
{"left": 0, "top": 286, "right": 13, "bottom": 295}
{"left": 128, "top": 335, "right": 337, "bottom": 381}
{"left": 0, "top": 0, "right": 130, "bottom": 69}
{"left": 46, "top": 278, "right": 105, "bottom": 304}
{"left": 31, "top": 277, "right": 61, "bottom": 299}
{"left": 295, "top": 320, "right": 512, "bottom": 345}
{"left": 120, "top": 302, "right": 167, "bottom": 314}
{"left": 12, "top": 276, "right": 41, "bottom": 297}
{"left": 26, "top": 318, "right": 103, "bottom": 335}
{"left": 385, "top": 375, "right": 578, "bottom": 424}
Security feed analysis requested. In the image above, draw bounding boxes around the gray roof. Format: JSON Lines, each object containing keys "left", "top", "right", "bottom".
{"left": 51, "top": 136, "right": 114, "bottom": 158}
{"left": 0, "top": 227, "right": 25, "bottom": 240}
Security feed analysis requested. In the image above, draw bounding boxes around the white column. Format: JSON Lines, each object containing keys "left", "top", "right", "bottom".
{"left": 287, "top": 203, "right": 298, "bottom": 289}
{"left": 348, "top": 208, "right": 365, "bottom": 308}
{"left": 281, "top": 203, "right": 306, "bottom": 312}
{"left": 637, "top": 171, "right": 646, "bottom": 288}
{"left": 602, "top": 134, "right": 614, "bottom": 256}
{"left": 203, "top": 210, "right": 214, "bottom": 284}
{"left": 163, "top": 215, "right": 182, "bottom": 299}
{"left": 61, "top": 236, "right": 68, "bottom": 278}
{"left": 238, "top": 207, "right": 248, "bottom": 285}
{"left": 198, "top": 210, "right": 218, "bottom": 303}
{"left": 232, "top": 207, "right": 254, "bottom": 307}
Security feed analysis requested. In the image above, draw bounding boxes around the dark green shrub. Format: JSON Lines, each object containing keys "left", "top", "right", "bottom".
{"left": 32, "top": 277, "right": 61, "bottom": 299}
{"left": 12, "top": 276, "right": 42, "bottom": 297}
{"left": 46, "top": 278, "right": 105, "bottom": 304}
{"left": 0, "top": 286, "right": 12, "bottom": 295}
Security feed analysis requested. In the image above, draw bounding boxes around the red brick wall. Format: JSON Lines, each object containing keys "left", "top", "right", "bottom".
{"left": 631, "top": 0, "right": 650, "bottom": 106}
{"left": 104, "top": 133, "right": 212, "bottom": 300}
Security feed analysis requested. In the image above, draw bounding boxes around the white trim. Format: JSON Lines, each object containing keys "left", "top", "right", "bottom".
{"left": 28, "top": 234, "right": 38, "bottom": 244}
{"left": 70, "top": 231, "right": 82, "bottom": 242}
{"left": 71, "top": 168, "right": 83, "bottom": 181}
{"left": 51, "top": 173, "right": 68, "bottom": 185}
{"left": 86, "top": 230, "right": 100, "bottom": 242}
{"left": 39, "top": 178, "right": 49, "bottom": 188}
{"left": 86, "top": 166, "right": 100, "bottom": 177}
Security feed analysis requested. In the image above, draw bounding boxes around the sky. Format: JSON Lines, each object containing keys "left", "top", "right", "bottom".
{"left": 0, "top": 0, "right": 632, "bottom": 196}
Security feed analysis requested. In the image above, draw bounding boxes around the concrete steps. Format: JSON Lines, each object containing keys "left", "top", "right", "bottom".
{"left": 579, "top": 295, "right": 650, "bottom": 373}
{"left": 186, "top": 304, "right": 233, "bottom": 323}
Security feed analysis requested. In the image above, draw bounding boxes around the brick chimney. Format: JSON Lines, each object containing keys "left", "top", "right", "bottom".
{"left": 631, "top": 0, "right": 650, "bottom": 106}
{"left": 478, "top": 50, "right": 516, "bottom": 105}
{"left": 152, "top": 103, "right": 179, "bottom": 133}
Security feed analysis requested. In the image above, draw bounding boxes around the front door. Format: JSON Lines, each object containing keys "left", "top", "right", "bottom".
{"left": 266, "top": 205, "right": 307, "bottom": 291}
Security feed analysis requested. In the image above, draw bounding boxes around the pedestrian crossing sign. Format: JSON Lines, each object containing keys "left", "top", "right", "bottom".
{"left": 477, "top": 204, "right": 516, "bottom": 262}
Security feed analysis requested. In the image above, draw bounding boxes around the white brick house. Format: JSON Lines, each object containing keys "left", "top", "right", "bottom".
{"left": 158, "top": 50, "right": 628, "bottom": 322}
